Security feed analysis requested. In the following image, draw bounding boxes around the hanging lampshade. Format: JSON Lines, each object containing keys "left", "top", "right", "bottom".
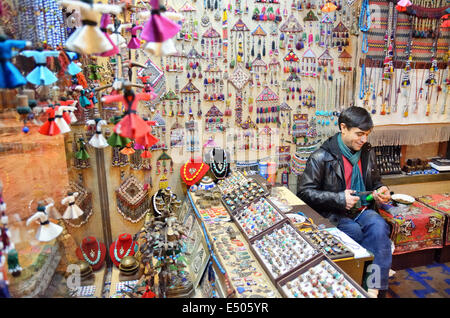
{"left": 321, "top": 1, "right": 337, "bottom": 13}
{"left": 396, "top": 0, "right": 412, "bottom": 12}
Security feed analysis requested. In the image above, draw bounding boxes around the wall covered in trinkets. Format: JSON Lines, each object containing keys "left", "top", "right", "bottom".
{"left": 353, "top": 0, "right": 449, "bottom": 131}
{"left": 0, "top": 0, "right": 448, "bottom": 249}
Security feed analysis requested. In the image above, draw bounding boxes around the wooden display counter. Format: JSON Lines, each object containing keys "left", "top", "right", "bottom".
{"left": 270, "top": 185, "right": 374, "bottom": 286}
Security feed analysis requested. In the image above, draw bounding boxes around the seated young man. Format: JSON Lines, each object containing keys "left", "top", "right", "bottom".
{"left": 298, "top": 106, "right": 392, "bottom": 298}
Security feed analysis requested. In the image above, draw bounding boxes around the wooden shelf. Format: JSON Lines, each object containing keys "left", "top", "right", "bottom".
{"left": 382, "top": 172, "right": 450, "bottom": 186}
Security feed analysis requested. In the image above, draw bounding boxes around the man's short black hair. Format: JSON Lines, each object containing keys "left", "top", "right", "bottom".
{"left": 338, "top": 106, "right": 374, "bottom": 131}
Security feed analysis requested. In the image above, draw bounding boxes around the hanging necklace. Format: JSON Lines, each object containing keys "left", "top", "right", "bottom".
{"left": 114, "top": 238, "right": 133, "bottom": 263}
{"left": 183, "top": 162, "right": 205, "bottom": 182}
{"left": 210, "top": 148, "right": 228, "bottom": 176}
{"left": 414, "top": 68, "right": 426, "bottom": 114}
{"left": 80, "top": 239, "right": 101, "bottom": 266}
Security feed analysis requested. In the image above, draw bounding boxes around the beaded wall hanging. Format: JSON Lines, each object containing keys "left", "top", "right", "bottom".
{"left": 170, "top": 121, "right": 185, "bottom": 148}
{"left": 301, "top": 48, "right": 318, "bottom": 77}
{"left": 156, "top": 151, "right": 173, "bottom": 176}
{"left": 332, "top": 21, "right": 350, "bottom": 52}
{"left": 201, "top": 26, "right": 222, "bottom": 59}
{"left": 301, "top": 85, "right": 316, "bottom": 108}
{"left": 279, "top": 14, "right": 304, "bottom": 51}
{"left": 277, "top": 145, "right": 291, "bottom": 169}
{"left": 137, "top": 56, "right": 166, "bottom": 108}
{"left": 279, "top": 102, "right": 292, "bottom": 130}
{"left": 180, "top": 79, "right": 201, "bottom": 118}
{"left": 112, "top": 147, "right": 129, "bottom": 167}
{"left": 251, "top": 24, "right": 268, "bottom": 59}
{"left": 338, "top": 49, "right": 352, "bottom": 73}
{"left": 65, "top": 177, "right": 93, "bottom": 228}
{"left": 185, "top": 119, "right": 200, "bottom": 152}
{"left": 179, "top": 2, "right": 198, "bottom": 41}
{"left": 150, "top": 113, "right": 167, "bottom": 151}
{"left": 160, "top": 90, "right": 179, "bottom": 117}
{"left": 283, "top": 50, "right": 301, "bottom": 74}
{"left": 255, "top": 86, "right": 280, "bottom": 124}
{"left": 230, "top": 18, "right": 250, "bottom": 65}
{"left": 268, "top": 57, "right": 281, "bottom": 86}
{"left": 284, "top": 72, "right": 301, "bottom": 102}
{"left": 228, "top": 64, "right": 251, "bottom": 124}
{"left": 116, "top": 175, "right": 150, "bottom": 223}
{"left": 204, "top": 105, "right": 225, "bottom": 132}
{"left": 319, "top": 14, "right": 334, "bottom": 48}
{"left": 292, "top": 114, "right": 309, "bottom": 143}
{"left": 318, "top": 48, "right": 334, "bottom": 81}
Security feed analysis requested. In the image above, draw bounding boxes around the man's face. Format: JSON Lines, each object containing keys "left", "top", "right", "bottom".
{"left": 340, "top": 124, "right": 372, "bottom": 152}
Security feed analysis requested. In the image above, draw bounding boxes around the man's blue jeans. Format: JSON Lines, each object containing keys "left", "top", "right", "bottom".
{"left": 336, "top": 209, "right": 392, "bottom": 290}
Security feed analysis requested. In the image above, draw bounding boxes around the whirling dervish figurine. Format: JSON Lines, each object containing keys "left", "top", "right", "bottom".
{"left": 61, "top": 192, "right": 84, "bottom": 220}
{"left": 65, "top": 51, "right": 82, "bottom": 76}
{"left": 26, "top": 201, "right": 63, "bottom": 242}
{"left": 126, "top": 23, "right": 144, "bottom": 49}
{"left": 59, "top": 0, "right": 123, "bottom": 55}
{"left": 139, "top": 0, "right": 183, "bottom": 56}
{"left": 0, "top": 35, "right": 30, "bottom": 89}
{"left": 54, "top": 105, "right": 76, "bottom": 134}
{"left": 38, "top": 105, "right": 61, "bottom": 136}
{"left": 107, "top": 16, "right": 132, "bottom": 49}
{"left": 86, "top": 118, "right": 109, "bottom": 148}
{"left": 101, "top": 82, "right": 158, "bottom": 139}
{"left": 21, "top": 48, "right": 60, "bottom": 86}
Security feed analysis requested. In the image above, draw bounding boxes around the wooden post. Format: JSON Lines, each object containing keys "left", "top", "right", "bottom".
{"left": 95, "top": 147, "right": 113, "bottom": 268}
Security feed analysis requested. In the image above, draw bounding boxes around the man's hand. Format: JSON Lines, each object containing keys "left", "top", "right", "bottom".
{"left": 373, "top": 186, "right": 391, "bottom": 204}
{"left": 344, "top": 189, "right": 360, "bottom": 210}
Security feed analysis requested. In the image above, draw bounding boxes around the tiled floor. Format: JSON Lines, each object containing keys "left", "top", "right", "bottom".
{"left": 387, "top": 262, "right": 450, "bottom": 298}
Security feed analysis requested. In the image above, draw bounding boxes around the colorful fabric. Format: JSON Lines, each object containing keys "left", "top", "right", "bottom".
{"left": 0, "top": 39, "right": 28, "bottom": 89}
{"left": 416, "top": 193, "right": 450, "bottom": 246}
{"left": 379, "top": 201, "right": 445, "bottom": 254}
{"left": 337, "top": 133, "right": 365, "bottom": 193}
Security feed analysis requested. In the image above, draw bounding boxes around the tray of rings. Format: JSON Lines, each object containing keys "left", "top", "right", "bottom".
{"left": 277, "top": 254, "right": 369, "bottom": 298}
{"left": 217, "top": 171, "right": 269, "bottom": 214}
{"left": 304, "top": 228, "right": 354, "bottom": 260}
{"left": 249, "top": 219, "right": 321, "bottom": 283}
{"left": 232, "top": 197, "right": 287, "bottom": 241}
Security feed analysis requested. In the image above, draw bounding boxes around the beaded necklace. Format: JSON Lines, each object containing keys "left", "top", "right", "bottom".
{"left": 80, "top": 239, "right": 101, "bottom": 266}
{"left": 114, "top": 238, "right": 133, "bottom": 263}
{"left": 210, "top": 148, "right": 228, "bottom": 177}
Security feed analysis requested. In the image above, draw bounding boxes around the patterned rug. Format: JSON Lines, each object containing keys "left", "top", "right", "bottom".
{"left": 387, "top": 262, "right": 450, "bottom": 298}
{"left": 417, "top": 193, "right": 450, "bottom": 246}
{"left": 379, "top": 202, "right": 445, "bottom": 254}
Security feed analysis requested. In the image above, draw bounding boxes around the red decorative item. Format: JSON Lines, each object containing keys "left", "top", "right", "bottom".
{"left": 39, "top": 107, "right": 61, "bottom": 136}
{"left": 76, "top": 236, "right": 107, "bottom": 271}
{"left": 142, "top": 286, "right": 156, "bottom": 298}
{"left": 102, "top": 88, "right": 157, "bottom": 139}
{"left": 180, "top": 158, "right": 210, "bottom": 186}
{"left": 109, "top": 233, "right": 139, "bottom": 268}
{"left": 135, "top": 120, "right": 158, "bottom": 145}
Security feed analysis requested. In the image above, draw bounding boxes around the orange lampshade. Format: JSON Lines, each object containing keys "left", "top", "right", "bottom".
{"left": 322, "top": 1, "right": 337, "bottom": 13}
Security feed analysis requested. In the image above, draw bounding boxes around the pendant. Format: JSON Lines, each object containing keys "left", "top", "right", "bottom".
{"left": 90, "top": 249, "right": 95, "bottom": 259}
{"left": 189, "top": 167, "right": 197, "bottom": 175}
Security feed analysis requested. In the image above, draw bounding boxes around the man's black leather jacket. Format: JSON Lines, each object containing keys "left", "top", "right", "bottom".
{"left": 297, "top": 133, "right": 384, "bottom": 224}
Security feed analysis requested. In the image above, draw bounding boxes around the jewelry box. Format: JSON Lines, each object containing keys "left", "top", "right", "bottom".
{"left": 277, "top": 254, "right": 369, "bottom": 298}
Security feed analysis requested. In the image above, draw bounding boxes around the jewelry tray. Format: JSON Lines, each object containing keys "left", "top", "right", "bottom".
{"left": 230, "top": 197, "right": 288, "bottom": 241}
{"left": 304, "top": 228, "right": 355, "bottom": 260}
{"left": 219, "top": 175, "right": 270, "bottom": 215}
{"left": 277, "top": 254, "right": 369, "bottom": 298}
{"left": 247, "top": 218, "right": 323, "bottom": 286}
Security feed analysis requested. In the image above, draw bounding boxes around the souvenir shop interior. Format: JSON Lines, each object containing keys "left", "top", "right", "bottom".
{"left": 0, "top": 0, "right": 449, "bottom": 299}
